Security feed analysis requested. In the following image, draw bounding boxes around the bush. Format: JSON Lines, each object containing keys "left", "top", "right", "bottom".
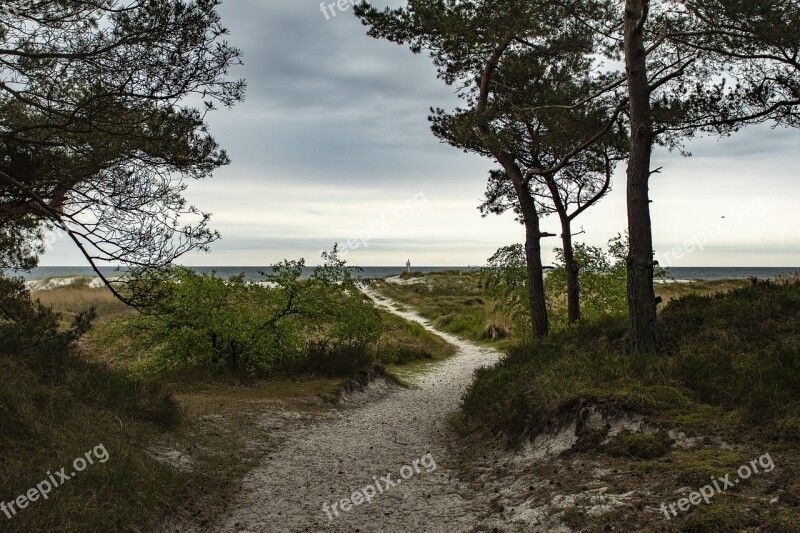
{"left": 546, "top": 234, "right": 668, "bottom": 329}
{"left": 0, "top": 273, "right": 184, "bottom": 531}
{"left": 126, "top": 247, "right": 383, "bottom": 376}
{"left": 482, "top": 235, "right": 667, "bottom": 334}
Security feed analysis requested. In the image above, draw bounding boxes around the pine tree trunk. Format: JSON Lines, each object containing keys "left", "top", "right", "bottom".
{"left": 515, "top": 181, "right": 550, "bottom": 337}
{"left": 560, "top": 217, "right": 581, "bottom": 324}
{"left": 624, "top": 0, "right": 658, "bottom": 353}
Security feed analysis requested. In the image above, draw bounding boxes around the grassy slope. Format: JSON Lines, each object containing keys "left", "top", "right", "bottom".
{"left": 0, "top": 281, "right": 457, "bottom": 531}
{"left": 371, "top": 270, "right": 515, "bottom": 347}
{"left": 461, "top": 280, "right": 800, "bottom": 531}
{"left": 0, "top": 335, "right": 183, "bottom": 531}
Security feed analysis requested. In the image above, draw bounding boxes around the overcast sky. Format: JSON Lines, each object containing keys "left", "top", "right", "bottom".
{"left": 41, "top": 0, "right": 799, "bottom": 267}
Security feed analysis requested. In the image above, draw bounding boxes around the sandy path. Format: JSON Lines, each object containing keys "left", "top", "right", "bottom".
{"left": 205, "top": 288, "right": 501, "bottom": 532}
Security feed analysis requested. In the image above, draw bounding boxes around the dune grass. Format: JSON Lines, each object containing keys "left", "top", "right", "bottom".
{"left": 371, "top": 271, "right": 514, "bottom": 347}
{"left": 31, "top": 280, "right": 130, "bottom": 320}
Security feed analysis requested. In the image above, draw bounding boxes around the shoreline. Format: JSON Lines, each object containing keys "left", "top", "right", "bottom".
{"left": 18, "top": 267, "right": 800, "bottom": 292}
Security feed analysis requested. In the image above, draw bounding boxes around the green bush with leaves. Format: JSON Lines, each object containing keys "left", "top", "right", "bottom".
{"left": 482, "top": 244, "right": 531, "bottom": 336}
{"left": 483, "top": 235, "right": 667, "bottom": 333}
{"left": 127, "top": 247, "right": 382, "bottom": 375}
{"left": 0, "top": 273, "right": 94, "bottom": 356}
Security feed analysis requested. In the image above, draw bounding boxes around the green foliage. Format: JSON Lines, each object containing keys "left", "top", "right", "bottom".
{"left": 462, "top": 280, "right": 800, "bottom": 444}
{"left": 547, "top": 233, "right": 668, "bottom": 329}
{"left": 481, "top": 244, "right": 530, "bottom": 337}
{"left": 545, "top": 234, "right": 631, "bottom": 328}
{"left": 127, "top": 247, "right": 383, "bottom": 376}
{"left": 0, "top": 272, "right": 184, "bottom": 531}
{"left": 483, "top": 234, "right": 667, "bottom": 334}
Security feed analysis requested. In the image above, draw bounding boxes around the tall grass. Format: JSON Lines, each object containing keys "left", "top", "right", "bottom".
{"left": 31, "top": 281, "right": 130, "bottom": 320}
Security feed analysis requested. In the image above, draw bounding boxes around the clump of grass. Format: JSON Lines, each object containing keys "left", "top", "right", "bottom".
{"left": 301, "top": 340, "right": 375, "bottom": 377}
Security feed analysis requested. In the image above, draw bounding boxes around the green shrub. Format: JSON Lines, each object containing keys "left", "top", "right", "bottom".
{"left": 482, "top": 234, "right": 667, "bottom": 334}
{"left": 126, "top": 247, "right": 383, "bottom": 376}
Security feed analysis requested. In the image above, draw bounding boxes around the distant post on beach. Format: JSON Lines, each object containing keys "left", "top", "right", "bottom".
{"left": 406, "top": 259, "right": 411, "bottom": 272}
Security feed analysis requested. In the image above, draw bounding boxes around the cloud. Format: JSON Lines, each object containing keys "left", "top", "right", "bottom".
{"left": 38, "top": 0, "right": 800, "bottom": 267}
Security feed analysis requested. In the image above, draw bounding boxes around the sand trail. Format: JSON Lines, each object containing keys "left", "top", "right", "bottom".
{"left": 194, "top": 288, "right": 501, "bottom": 532}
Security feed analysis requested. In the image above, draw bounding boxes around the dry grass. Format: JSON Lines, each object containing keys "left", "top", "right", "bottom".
{"left": 32, "top": 282, "right": 131, "bottom": 319}
{"left": 655, "top": 278, "right": 752, "bottom": 307}
{"left": 481, "top": 311, "right": 514, "bottom": 340}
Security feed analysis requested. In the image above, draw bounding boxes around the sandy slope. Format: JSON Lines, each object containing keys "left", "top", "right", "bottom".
{"left": 193, "top": 288, "right": 501, "bottom": 532}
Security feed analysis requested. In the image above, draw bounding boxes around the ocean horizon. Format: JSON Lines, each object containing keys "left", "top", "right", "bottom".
{"left": 9, "top": 265, "right": 800, "bottom": 282}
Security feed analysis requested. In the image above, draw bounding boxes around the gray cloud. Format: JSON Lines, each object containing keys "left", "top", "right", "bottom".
{"left": 39, "top": 0, "right": 800, "bottom": 267}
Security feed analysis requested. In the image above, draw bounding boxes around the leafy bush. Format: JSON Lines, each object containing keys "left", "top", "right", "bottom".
{"left": 545, "top": 235, "right": 630, "bottom": 328}
{"left": 482, "top": 244, "right": 530, "bottom": 336}
{"left": 127, "top": 247, "right": 383, "bottom": 375}
{"left": 483, "top": 234, "right": 667, "bottom": 333}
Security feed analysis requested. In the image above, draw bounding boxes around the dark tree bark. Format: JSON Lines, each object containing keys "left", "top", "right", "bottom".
{"left": 624, "top": 0, "right": 659, "bottom": 352}
{"left": 513, "top": 177, "right": 550, "bottom": 337}
{"left": 544, "top": 174, "right": 580, "bottom": 324}
{"left": 560, "top": 217, "right": 581, "bottom": 324}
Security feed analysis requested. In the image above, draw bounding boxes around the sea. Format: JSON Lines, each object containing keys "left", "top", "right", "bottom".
{"left": 7, "top": 266, "right": 800, "bottom": 282}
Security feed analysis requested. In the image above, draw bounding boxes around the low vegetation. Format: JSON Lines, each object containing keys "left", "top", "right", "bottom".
{"left": 371, "top": 270, "right": 512, "bottom": 347}
{"left": 0, "top": 274, "right": 184, "bottom": 531}
{"left": 123, "top": 253, "right": 382, "bottom": 376}
{"left": 371, "top": 268, "right": 800, "bottom": 529}
{"left": 1, "top": 252, "right": 457, "bottom": 529}
{"left": 459, "top": 278, "right": 800, "bottom": 440}
{"left": 459, "top": 279, "right": 800, "bottom": 530}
